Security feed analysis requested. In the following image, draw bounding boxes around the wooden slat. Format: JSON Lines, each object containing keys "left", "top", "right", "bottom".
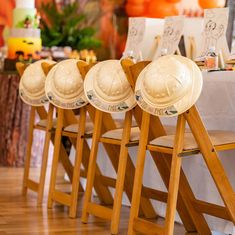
{"left": 142, "top": 187, "right": 168, "bottom": 203}
{"left": 147, "top": 145, "right": 173, "bottom": 155}
{"left": 80, "top": 169, "right": 86, "bottom": 178}
{"left": 34, "top": 125, "right": 47, "bottom": 131}
{"left": 26, "top": 179, "right": 39, "bottom": 192}
{"left": 133, "top": 217, "right": 164, "bottom": 235}
{"left": 61, "top": 131, "right": 77, "bottom": 138}
{"left": 37, "top": 104, "right": 55, "bottom": 206}
{"left": 126, "top": 141, "right": 139, "bottom": 147}
{"left": 98, "top": 175, "right": 116, "bottom": 188}
{"left": 164, "top": 115, "right": 185, "bottom": 235}
{"left": 215, "top": 143, "right": 235, "bottom": 152}
{"left": 87, "top": 203, "right": 113, "bottom": 220}
{"left": 193, "top": 199, "right": 230, "bottom": 220}
{"left": 111, "top": 110, "right": 133, "bottom": 234}
{"left": 100, "top": 137, "right": 121, "bottom": 145}
{"left": 52, "top": 191, "right": 71, "bottom": 207}
{"left": 36, "top": 106, "right": 48, "bottom": 120}
{"left": 22, "top": 107, "right": 36, "bottom": 196}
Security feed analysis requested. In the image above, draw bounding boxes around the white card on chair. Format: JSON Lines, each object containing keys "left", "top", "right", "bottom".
{"left": 153, "top": 16, "right": 185, "bottom": 59}
{"left": 123, "top": 17, "right": 164, "bottom": 61}
{"left": 196, "top": 8, "right": 230, "bottom": 61}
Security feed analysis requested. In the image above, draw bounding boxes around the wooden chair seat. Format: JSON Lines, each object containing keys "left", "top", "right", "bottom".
{"left": 64, "top": 122, "right": 93, "bottom": 135}
{"left": 102, "top": 126, "right": 140, "bottom": 142}
{"left": 101, "top": 125, "right": 189, "bottom": 142}
{"left": 36, "top": 118, "right": 57, "bottom": 129}
{"left": 63, "top": 119, "right": 126, "bottom": 135}
{"left": 150, "top": 130, "right": 235, "bottom": 153}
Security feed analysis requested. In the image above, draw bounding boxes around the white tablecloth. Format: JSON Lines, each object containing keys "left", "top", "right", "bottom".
{"left": 77, "top": 71, "right": 235, "bottom": 234}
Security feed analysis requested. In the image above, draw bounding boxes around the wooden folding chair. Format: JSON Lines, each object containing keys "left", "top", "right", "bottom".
{"left": 80, "top": 59, "right": 196, "bottom": 234}
{"left": 81, "top": 100, "right": 143, "bottom": 234}
{"left": 80, "top": 60, "right": 179, "bottom": 233}
{"left": 126, "top": 62, "right": 235, "bottom": 235}
{"left": 45, "top": 61, "right": 115, "bottom": 218}
{"left": 16, "top": 62, "right": 56, "bottom": 206}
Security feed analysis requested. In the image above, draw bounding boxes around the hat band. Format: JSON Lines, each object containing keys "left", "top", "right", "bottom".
{"left": 136, "top": 89, "right": 178, "bottom": 116}
{"left": 20, "top": 89, "right": 48, "bottom": 106}
{"left": 87, "top": 90, "right": 130, "bottom": 112}
{"left": 47, "top": 91, "right": 87, "bottom": 109}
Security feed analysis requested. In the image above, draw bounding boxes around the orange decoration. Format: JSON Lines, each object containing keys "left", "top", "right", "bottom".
{"left": 198, "top": 0, "right": 226, "bottom": 9}
{"left": 125, "top": 2, "right": 146, "bottom": 17}
{"left": 146, "top": 0, "right": 178, "bottom": 18}
{"left": 166, "top": 0, "right": 181, "bottom": 3}
{"left": 128, "top": 0, "right": 145, "bottom": 3}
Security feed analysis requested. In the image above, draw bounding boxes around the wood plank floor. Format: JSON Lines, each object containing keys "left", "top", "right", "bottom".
{"left": 0, "top": 166, "right": 189, "bottom": 234}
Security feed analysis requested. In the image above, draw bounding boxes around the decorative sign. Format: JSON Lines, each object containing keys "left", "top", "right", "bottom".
{"left": 123, "top": 17, "right": 145, "bottom": 61}
{"left": 196, "top": 8, "right": 229, "bottom": 60}
{"left": 154, "top": 16, "right": 185, "bottom": 59}
{"left": 123, "top": 17, "right": 164, "bottom": 61}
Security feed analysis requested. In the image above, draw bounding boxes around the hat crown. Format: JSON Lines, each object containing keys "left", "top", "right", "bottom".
{"left": 94, "top": 61, "right": 131, "bottom": 102}
{"left": 52, "top": 60, "right": 83, "bottom": 98}
{"left": 142, "top": 56, "right": 192, "bottom": 106}
{"left": 22, "top": 61, "right": 46, "bottom": 94}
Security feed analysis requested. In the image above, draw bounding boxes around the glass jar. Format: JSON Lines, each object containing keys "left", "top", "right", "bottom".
{"left": 205, "top": 46, "right": 219, "bottom": 71}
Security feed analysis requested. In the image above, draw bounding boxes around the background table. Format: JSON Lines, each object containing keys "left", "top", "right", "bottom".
{"left": 0, "top": 72, "right": 44, "bottom": 167}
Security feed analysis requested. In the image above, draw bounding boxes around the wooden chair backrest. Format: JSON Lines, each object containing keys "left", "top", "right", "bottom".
{"left": 16, "top": 62, "right": 28, "bottom": 77}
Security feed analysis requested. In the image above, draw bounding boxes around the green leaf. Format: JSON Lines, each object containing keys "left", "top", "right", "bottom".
{"left": 40, "top": 1, "right": 101, "bottom": 50}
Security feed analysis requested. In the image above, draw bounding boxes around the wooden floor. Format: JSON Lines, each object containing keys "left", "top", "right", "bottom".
{"left": 0, "top": 166, "right": 188, "bottom": 235}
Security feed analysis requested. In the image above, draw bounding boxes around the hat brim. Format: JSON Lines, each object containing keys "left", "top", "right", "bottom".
{"left": 19, "top": 60, "right": 55, "bottom": 106}
{"left": 135, "top": 57, "right": 203, "bottom": 117}
{"left": 84, "top": 61, "right": 137, "bottom": 113}
{"left": 19, "top": 87, "right": 49, "bottom": 106}
{"left": 45, "top": 63, "right": 88, "bottom": 109}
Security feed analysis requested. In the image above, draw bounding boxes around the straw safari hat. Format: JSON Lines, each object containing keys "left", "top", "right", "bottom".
{"left": 135, "top": 55, "right": 203, "bottom": 117}
{"left": 84, "top": 60, "right": 136, "bottom": 113}
{"left": 45, "top": 59, "right": 88, "bottom": 109}
{"left": 19, "top": 60, "right": 56, "bottom": 106}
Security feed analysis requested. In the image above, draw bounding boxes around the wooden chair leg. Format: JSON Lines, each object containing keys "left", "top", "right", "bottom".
{"left": 111, "top": 110, "right": 132, "bottom": 235}
{"left": 81, "top": 110, "right": 104, "bottom": 223}
{"left": 22, "top": 107, "right": 36, "bottom": 195}
{"left": 185, "top": 106, "right": 235, "bottom": 224}
{"left": 148, "top": 115, "right": 211, "bottom": 234}
{"left": 37, "top": 104, "right": 54, "bottom": 206}
{"left": 81, "top": 140, "right": 113, "bottom": 205}
{"left": 48, "top": 108, "right": 64, "bottom": 209}
{"left": 128, "top": 111, "right": 150, "bottom": 235}
{"left": 69, "top": 107, "right": 86, "bottom": 218}
{"left": 164, "top": 115, "right": 185, "bottom": 235}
